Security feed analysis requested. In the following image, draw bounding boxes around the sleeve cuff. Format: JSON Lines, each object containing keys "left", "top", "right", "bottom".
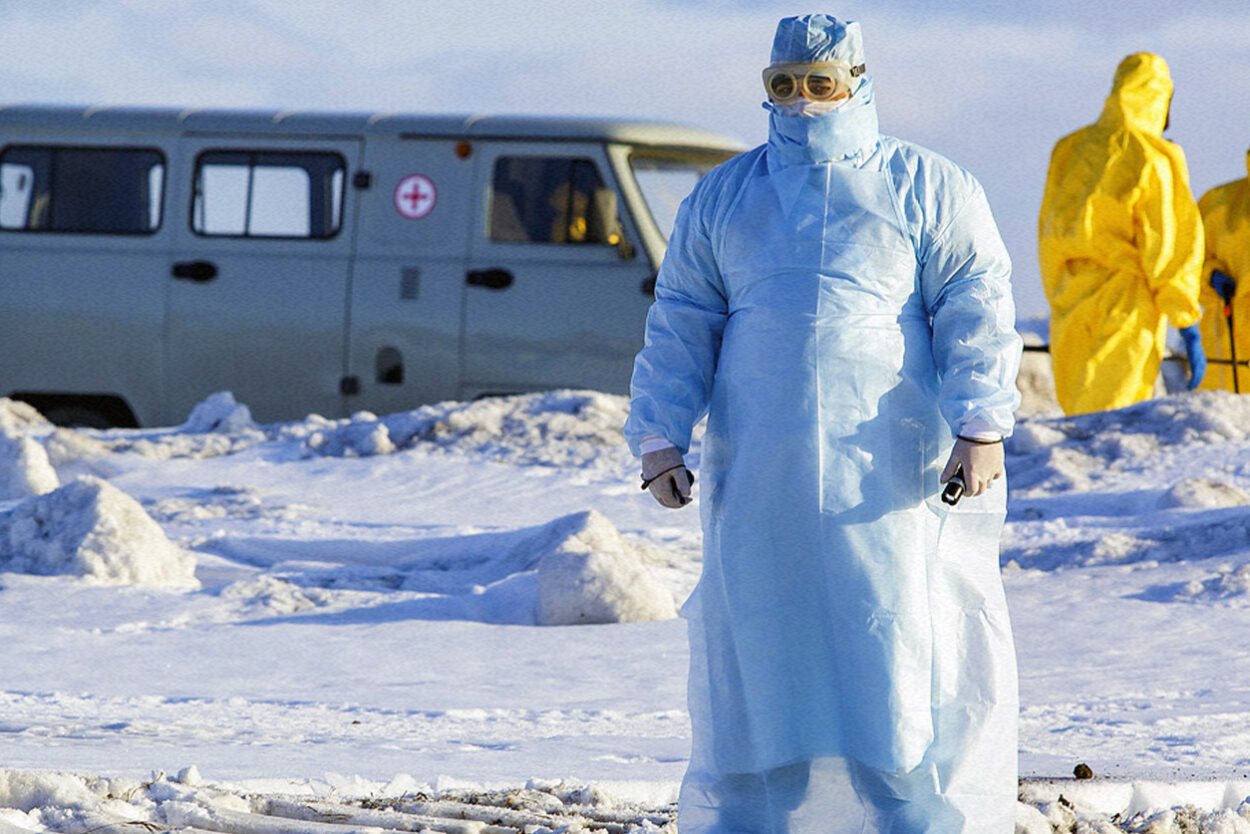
{"left": 955, "top": 417, "right": 1003, "bottom": 443}
{"left": 639, "top": 435, "right": 677, "bottom": 454}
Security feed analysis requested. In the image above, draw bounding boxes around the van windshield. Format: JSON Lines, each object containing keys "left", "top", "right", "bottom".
{"left": 629, "top": 150, "right": 734, "bottom": 241}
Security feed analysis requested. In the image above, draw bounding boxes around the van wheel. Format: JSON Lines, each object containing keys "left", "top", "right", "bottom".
{"left": 8, "top": 393, "right": 139, "bottom": 429}
{"left": 40, "top": 405, "right": 116, "bottom": 429}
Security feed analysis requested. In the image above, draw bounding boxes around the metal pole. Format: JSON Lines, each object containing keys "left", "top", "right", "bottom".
{"left": 1225, "top": 296, "right": 1240, "bottom": 394}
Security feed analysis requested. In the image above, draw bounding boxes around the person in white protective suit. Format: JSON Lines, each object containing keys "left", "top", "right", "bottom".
{"left": 624, "top": 14, "right": 1023, "bottom": 834}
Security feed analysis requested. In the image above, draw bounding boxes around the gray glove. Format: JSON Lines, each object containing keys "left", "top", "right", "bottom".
{"left": 640, "top": 447, "right": 694, "bottom": 509}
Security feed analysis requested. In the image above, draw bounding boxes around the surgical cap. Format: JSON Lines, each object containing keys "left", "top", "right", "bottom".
{"left": 769, "top": 14, "right": 865, "bottom": 67}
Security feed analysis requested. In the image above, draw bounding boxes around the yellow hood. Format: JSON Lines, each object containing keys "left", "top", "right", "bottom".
{"left": 1098, "top": 52, "right": 1172, "bottom": 135}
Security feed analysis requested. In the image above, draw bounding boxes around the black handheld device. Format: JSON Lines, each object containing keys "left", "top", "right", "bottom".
{"left": 941, "top": 468, "right": 965, "bottom": 506}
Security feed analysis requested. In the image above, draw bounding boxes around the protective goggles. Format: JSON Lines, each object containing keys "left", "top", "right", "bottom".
{"left": 762, "top": 60, "right": 865, "bottom": 105}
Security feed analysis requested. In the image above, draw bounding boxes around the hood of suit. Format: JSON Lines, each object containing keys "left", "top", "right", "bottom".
{"left": 764, "top": 14, "right": 878, "bottom": 167}
{"left": 1098, "top": 52, "right": 1173, "bottom": 135}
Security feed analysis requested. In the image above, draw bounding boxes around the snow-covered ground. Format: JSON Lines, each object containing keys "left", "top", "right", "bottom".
{"left": 5, "top": 370, "right": 1250, "bottom": 833}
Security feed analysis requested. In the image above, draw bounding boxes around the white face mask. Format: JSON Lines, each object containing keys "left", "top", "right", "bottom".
{"left": 775, "top": 97, "right": 848, "bottom": 118}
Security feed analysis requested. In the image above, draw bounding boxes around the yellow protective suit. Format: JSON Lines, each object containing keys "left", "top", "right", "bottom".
{"left": 1197, "top": 151, "right": 1250, "bottom": 392}
{"left": 1038, "top": 53, "right": 1203, "bottom": 415}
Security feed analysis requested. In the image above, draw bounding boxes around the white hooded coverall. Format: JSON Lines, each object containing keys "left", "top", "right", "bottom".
{"left": 625, "top": 15, "right": 1022, "bottom": 834}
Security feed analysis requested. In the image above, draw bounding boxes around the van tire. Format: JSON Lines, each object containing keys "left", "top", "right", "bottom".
{"left": 8, "top": 393, "right": 139, "bottom": 429}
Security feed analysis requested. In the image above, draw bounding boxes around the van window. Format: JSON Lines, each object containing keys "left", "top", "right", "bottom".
{"left": 192, "top": 150, "right": 345, "bottom": 239}
{"left": 629, "top": 150, "right": 731, "bottom": 241}
{"left": 490, "top": 156, "right": 621, "bottom": 245}
{"left": 0, "top": 145, "right": 164, "bottom": 234}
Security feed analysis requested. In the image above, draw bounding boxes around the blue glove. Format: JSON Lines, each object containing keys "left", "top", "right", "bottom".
{"left": 1180, "top": 323, "right": 1206, "bottom": 390}
{"left": 1211, "top": 270, "right": 1237, "bottom": 304}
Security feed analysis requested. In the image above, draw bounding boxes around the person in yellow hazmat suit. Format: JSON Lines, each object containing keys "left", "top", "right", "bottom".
{"left": 1038, "top": 52, "right": 1205, "bottom": 415}
{"left": 1196, "top": 151, "right": 1250, "bottom": 393}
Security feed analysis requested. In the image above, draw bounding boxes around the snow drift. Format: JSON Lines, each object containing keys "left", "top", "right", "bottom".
{"left": 302, "top": 390, "right": 635, "bottom": 468}
{"left": 95, "top": 390, "right": 639, "bottom": 468}
{"left": 206, "top": 508, "right": 677, "bottom": 626}
{"left": 1004, "top": 391, "right": 1250, "bottom": 572}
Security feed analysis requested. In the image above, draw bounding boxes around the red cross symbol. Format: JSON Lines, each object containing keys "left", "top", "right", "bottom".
{"left": 403, "top": 182, "right": 429, "bottom": 209}
{"left": 394, "top": 174, "right": 437, "bottom": 219}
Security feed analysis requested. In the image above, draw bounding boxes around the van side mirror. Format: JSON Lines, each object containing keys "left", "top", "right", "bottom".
{"left": 592, "top": 187, "right": 634, "bottom": 260}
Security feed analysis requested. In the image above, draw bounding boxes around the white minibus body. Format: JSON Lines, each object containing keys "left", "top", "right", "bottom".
{"left": 0, "top": 105, "right": 741, "bottom": 426}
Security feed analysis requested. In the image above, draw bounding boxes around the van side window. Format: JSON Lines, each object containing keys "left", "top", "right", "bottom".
{"left": 0, "top": 145, "right": 164, "bottom": 234}
{"left": 192, "top": 151, "right": 345, "bottom": 239}
{"left": 490, "top": 156, "right": 622, "bottom": 245}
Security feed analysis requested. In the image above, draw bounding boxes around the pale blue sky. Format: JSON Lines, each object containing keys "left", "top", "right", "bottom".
{"left": 2, "top": 0, "right": 1249, "bottom": 319}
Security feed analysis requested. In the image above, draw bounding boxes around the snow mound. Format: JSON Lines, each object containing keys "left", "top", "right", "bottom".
{"left": 0, "top": 429, "right": 59, "bottom": 500}
{"left": 0, "top": 398, "right": 49, "bottom": 433}
{"left": 181, "top": 391, "right": 257, "bottom": 434}
{"left": 397, "top": 508, "right": 677, "bottom": 625}
{"left": 1157, "top": 478, "right": 1250, "bottom": 510}
{"left": 302, "top": 390, "right": 633, "bottom": 467}
{"left": 535, "top": 510, "right": 678, "bottom": 625}
{"left": 0, "top": 476, "right": 198, "bottom": 587}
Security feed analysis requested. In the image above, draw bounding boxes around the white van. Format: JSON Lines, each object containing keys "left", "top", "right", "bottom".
{"left": 0, "top": 105, "right": 742, "bottom": 426}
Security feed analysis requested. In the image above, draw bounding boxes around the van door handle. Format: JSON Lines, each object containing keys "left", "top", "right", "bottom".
{"left": 466, "top": 268, "right": 513, "bottom": 290}
{"left": 171, "top": 260, "right": 219, "bottom": 283}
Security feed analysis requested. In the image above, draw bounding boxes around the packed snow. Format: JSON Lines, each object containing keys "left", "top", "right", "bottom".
{"left": 4, "top": 362, "right": 1250, "bottom": 833}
